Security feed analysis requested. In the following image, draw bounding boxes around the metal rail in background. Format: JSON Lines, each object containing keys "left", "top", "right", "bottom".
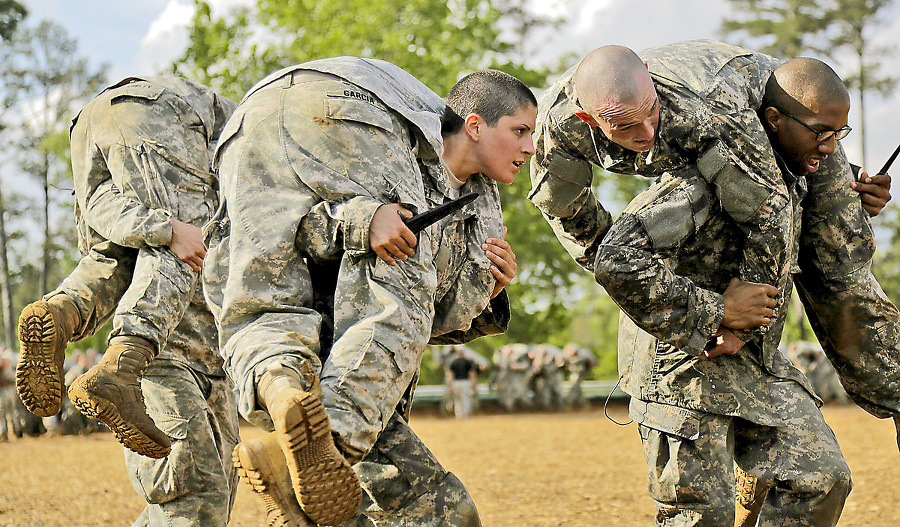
{"left": 411, "top": 380, "right": 628, "bottom": 404}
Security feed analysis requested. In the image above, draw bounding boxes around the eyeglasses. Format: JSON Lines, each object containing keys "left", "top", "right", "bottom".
{"left": 776, "top": 108, "right": 851, "bottom": 143}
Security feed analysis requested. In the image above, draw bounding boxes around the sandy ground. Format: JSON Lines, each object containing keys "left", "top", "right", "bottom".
{"left": 0, "top": 402, "right": 897, "bottom": 526}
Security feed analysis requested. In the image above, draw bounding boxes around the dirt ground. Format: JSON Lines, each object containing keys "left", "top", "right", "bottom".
{"left": 1, "top": 402, "right": 898, "bottom": 526}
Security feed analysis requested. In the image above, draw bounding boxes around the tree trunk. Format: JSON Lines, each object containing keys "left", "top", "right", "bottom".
{"left": 41, "top": 150, "right": 50, "bottom": 296}
{"left": 0, "top": 182, "right": 16, "bottom": 348}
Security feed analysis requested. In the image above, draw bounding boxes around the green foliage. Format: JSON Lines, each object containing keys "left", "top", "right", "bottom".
{"left": 719, "top": 0, "right": 829, "bottom": 58}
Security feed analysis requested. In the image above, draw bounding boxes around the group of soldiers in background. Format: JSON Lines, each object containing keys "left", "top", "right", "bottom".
{"left": 0, "top": 347, "right": 103, "bottom": 440}
{"left": 435, "top": 343, "right": 599, "bottom": 415}
{"left": 434, "top": 340, "right": 848, "bottom": 417}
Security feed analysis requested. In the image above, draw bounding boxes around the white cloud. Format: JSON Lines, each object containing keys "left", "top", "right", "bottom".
{"left": 134, "top": 0, "right": 196, "bottom": 73}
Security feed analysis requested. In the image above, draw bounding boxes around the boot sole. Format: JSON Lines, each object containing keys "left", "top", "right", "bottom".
{"left": 233, "top": 439, "right": 311, "bottom": 527}
{"left": 68, "top": 383, "right": 171, "bottom": 459}
{"left": 274, "top": 392, "right": 361, "bottom": 526}
{"left": 16, "top": 302, "right": 66, "bottom": 417}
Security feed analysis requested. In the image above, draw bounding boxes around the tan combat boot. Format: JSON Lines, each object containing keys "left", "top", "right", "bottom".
{"left": 16, "top": 295, "right": 82, "bottom": 417}
{"left": 735, "top": 465, "right": 766, "bottom": 527}
{"left": 68, "top": 335, "right": 171, "bottom": 458}
{"left": 233, "top": 433, "right": 316, "bottom": 527}
{"left": 258, "top": 362, "right": 362, "bottom": 526}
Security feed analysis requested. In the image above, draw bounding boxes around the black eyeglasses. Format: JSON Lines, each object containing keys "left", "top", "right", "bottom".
{"left": 776, "top": 108, "right": 851, "bottom": 143}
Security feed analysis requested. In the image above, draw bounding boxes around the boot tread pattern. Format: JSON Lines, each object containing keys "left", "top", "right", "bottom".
{"left": 277, "top": 393, "right": 362, "bottom": 526}
{"left": 68, "top": 384, "right": 170, "bottom": 459}
{"left": 233, "top": 441, "right": 309, "bottom": 527}
{"left": 15, "top": 303, "right": 65, "bottom": 417}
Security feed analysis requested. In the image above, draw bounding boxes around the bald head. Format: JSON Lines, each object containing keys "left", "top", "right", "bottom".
{"left": 765, "top": 57, "right": 850, "bottom": 114}
{"left": 574, "top": 45, "right": 654, "bottom": 120}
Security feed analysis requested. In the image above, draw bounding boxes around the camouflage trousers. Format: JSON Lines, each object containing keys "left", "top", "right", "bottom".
{"left": 495, "top": 370, "right": 532, "bottom": 411}
{"left": 635, "top": 381, "right": 850, "bottom": 526}
{"left": 125, "top": 357, "right": 239, "bottom": 527}
{"left": 344, "top": 410, "right": 481, "bottom": 526}
{"left": 47, "top": 241, "right": 198, "bottom": 350}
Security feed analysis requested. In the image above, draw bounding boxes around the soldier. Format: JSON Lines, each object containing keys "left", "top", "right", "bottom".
{"left": 594, "top": 55, "right": 853, "bottom": 525}
{"left": 530, "top": 344, "right": 566, "bottom": 410}
{"left": 492, "top": 343, "right": 536, "bottom": 411}
{"left": 530, "top": 39, "right": 899, "bottom": 522}
{"left": 786, "top": 341, "right": 849, "bottom": 405}
{"left": 19, "top": 76, "right": 239, "bottom": 525}
{"left": 0, "top": 348, "right": 14, "bottom": 441}
{"left": 204, "top": 59, "right": 532, "bottom": 525}
{"left": 444, "top": 346, "right": 479, "bottom": 418}
{"left": 562, "top": 343, "right": 598, "bottom": 408}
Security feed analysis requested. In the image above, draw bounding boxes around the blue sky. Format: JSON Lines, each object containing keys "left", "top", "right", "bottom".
{"left": 21, "top": 0, "right": 900, "bottom": 169}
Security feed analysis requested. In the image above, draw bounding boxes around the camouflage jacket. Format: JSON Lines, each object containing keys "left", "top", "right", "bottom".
{"left": 70, "top": 76, "right": 236, "bottom": 253}
{"left": 595, "top": 163, "right": 816, "bottom": 425}
{"left": 529, "top": 40, "right": 791, "bottom": 342}
{"left": 205, "top": 58, "right": 508, "bottom": 376}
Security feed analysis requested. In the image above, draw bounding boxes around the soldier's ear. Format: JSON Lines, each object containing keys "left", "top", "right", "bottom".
{"left": 464, "top": 113, "right": 483, "bottom": 141}
{"left": 574, "top": 110, "right": 600, "bottom": 127}
{"left": 763, "top": 106, "right": 781, "bottom": 132}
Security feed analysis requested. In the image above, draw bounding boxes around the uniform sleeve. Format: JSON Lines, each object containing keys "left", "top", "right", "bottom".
{"left": 693, "top": 104, "right": 792, "bottom": 341}
{"left": 594, "top": 173, "right": 724, "bottom": 356}
{"left": 793, "top": 146, "right": 900, "bottom": 418}
{"left": 297, "top": 196, "right": 384, "bottom": 260}
{"left": 528, "top": 110, "right": 613, "bottom": 272}
{"left": 85, "top": 179, "right": 173, "bottom": 248}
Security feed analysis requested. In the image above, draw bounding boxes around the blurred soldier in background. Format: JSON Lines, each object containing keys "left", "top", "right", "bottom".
{"left": 785, "top": 341, "right": 849, "bottom": 405}
{"left": 562, "top": 343, "right": 598, "bottom": 408}
{"left": 530, "top": 344, "right": 566, "bottom": 410}
{"left": 444, "top": 346, "right": 479, "bottom": 418}
{"left": 493, "top": 343, "right": 536, "bottom": 411}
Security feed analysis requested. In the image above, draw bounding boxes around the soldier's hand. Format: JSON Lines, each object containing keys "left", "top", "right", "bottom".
{"left": 721, "top": 277, "right": 778, "bottom": 329}
{"left": 169, "top": 219, "right": 206, "bottom": 272}
{"left": 369, "top": 204, "right": 417, "bottom": 265}
{"left": 701, "top": 326, "right": 745, "bottom": 358}
{"left": 485, "top": 226, "right": 516, "bottom": 298}
{"left": 851, "top": 171, "right": 892, "bottom": 217}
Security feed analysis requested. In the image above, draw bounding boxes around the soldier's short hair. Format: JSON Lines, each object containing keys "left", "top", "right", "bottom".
{"left": 442, "top": 70, "right": 536, "bottom": 135}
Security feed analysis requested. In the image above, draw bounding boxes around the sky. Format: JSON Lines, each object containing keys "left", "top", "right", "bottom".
{"left": 21, "top": 0, "right": 900, "bottom": 170}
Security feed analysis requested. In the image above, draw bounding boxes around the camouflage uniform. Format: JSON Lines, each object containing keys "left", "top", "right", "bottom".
{"left": 53, "top": 76, "right": 235, "bottom": 349}
{"left": 530, "top": 344, "right": 566, "bottom": 410}
{"left": 0, "top": 351, "right": 15, "bottom": 440}
{"left": 562, "top": 344, "right": 598, "bottom": 407}
{"left": 491, "top": 344, "right": 535, "bottom": 411}
{"left": 596, "top": 166, "right": 851, "bottom": 525}
{"left": 793, "top": 149, "right": 900, "bottom": 421}
{"left": 63, "top": 77, "right": 239, "bottom": 526}
{"left": 206, "top": 58, "right": 510, "bottom": 525}
{"left": 529, "top": 40, "right": 793, "bottom": 347}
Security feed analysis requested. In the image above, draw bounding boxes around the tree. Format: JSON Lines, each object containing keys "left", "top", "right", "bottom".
{"left": 720, "top": 0, "right": 899, "bottom": 168}
{"left": 0, "top": 0, "right": 25, "bottom": 42}
{"left": 0, "top": 20, "right": 105, "bottom": 348}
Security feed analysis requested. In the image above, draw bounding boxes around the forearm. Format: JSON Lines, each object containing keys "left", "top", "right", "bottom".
{"left": 85, "top": 180, "right": 173, "bottom": 248}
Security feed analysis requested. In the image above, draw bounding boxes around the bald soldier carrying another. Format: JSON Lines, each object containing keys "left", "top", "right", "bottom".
{"left": 593, "top": 50, "right": 853, "bottom": 526}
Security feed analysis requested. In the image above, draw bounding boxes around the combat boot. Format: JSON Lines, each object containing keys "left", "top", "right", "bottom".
{"left": 258, "top": 362, "right": 362, "bottom": 526}
{"left": 68, "top": 335, "right": 171, "bottom": 458}
{"left": 233, "top": 433, "right": 316, "bottom": 527}
{"left": 16, "top": 295, "right": 82, "bottom": 417}
{"left": 734, "top": 465, "right": 766, "bottom": 527}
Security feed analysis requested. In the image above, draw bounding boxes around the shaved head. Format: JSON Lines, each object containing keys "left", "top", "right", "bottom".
{"left": 765, "top": 57, "right": 850, "bottom": 114}
{"left": 573, "top": 45, "right": 654, "bottom": 120}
